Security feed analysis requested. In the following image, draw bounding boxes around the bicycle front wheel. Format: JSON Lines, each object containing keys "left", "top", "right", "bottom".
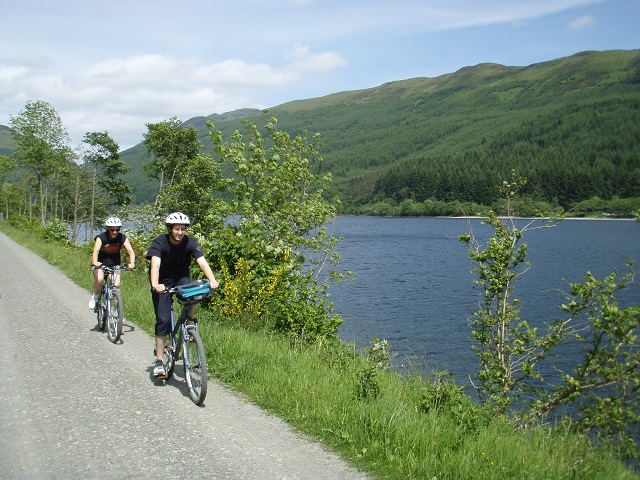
{"left": 96, "top": 293, "right": 106, "bottom": 331}
{"left": 183, "top": 327, "right": 208, "bottom": 405}
{"left": 163, "top": 344, "right": 175, "bottom": 380}
{"left": 106, "top": 289, "right": 123, "bottom": 343}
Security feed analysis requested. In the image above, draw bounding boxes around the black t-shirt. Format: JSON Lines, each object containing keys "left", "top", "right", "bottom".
{"left": 145, "top": 234, "right": 205, "bottom": 284}
{"left": 95, "top": 231, "right": 127, "bottom": 266}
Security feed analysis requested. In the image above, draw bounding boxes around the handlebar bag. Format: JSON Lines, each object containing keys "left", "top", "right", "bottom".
{"left": 175, "top": 280, "right": 212, "bottom": 304}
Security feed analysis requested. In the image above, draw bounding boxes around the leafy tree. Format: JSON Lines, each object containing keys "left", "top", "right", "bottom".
{"left": 66, "top": 161, "right": 100, "bottom": 243}
{"left": 460, "top": 172, "right": 639, "bottom": 458}
{"left": 207, "top": 116, "right": 345, "bottom": 341}
{"left": 0, "top": 154, "right": 16, "bottom": 219}
{"left": 81, "top": 131, "right": 131, "bottom": 234}
{"left": 209, "top": 117, "right": 335, "bottom": 249}
{"left": 142, "top": 117, "right": 200, "bottom": 209}
{"left": 154, "top": 152, "right": 225, "bottom": 228}
{"left": 133, "top": 115, "right": 345, "bottom": 341}
{"left": 530, "top": 268, "right": 639, "bottom": 458}
{"left": 9, "top": 100, "right": 72, "bottom": 224}
{"left": 460, "top": 173, "right": 562, "bottom": 411}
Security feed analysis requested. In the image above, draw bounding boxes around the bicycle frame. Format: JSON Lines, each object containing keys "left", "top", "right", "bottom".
{"left": 160, "top": 287, "right": 210, "bottom": 404}
{"left": 101, "top": 266, "right": 118, "bottom": 302}
{"left": 96, "top": 265, "right": 118, "bottom": 307}
{"left": 95, "top": 265, "right": 126, "bottom": 342}
{"left": 165, "top": 299, "right": 197, "bottom": 371}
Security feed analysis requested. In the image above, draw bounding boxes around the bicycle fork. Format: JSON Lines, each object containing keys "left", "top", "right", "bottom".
{"left": 96, "top": 285, "right": 109, "bottom": 322}
{"left": 103, "top": 285, "right": 110, "bottom": 317}
{"left": 182, "top": 323, "right": 198, "bottom": 368}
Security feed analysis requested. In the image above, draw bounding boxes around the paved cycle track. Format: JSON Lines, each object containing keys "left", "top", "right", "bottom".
{"left": 0, "top": 231, "right": 368, "bottom": 480}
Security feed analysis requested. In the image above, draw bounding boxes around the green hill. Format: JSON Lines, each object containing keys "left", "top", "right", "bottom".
{"left": 0, "top": 125, "right": 14, "bottom": 157}
{"left": 120, "top": 49, "right": 640, "bottom": 211}
{"left": 5, "top": 49, "right": 640, "bottom": 212}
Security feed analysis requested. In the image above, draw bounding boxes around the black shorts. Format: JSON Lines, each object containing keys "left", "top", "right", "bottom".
{"left": 151, "top": 277, "right": 191, "bottom": 336}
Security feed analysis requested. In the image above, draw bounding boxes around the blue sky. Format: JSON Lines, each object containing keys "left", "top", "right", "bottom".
{"left": 1, "top": 0, "right": 638, "bottom": 149}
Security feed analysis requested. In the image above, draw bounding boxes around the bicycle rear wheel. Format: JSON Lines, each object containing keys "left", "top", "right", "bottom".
{"left": 96, "top": 292, "right": 106, "bottom": 331}
{"left": 106, "top": 289, "right": 123, "bottom": 343}
{"left": 183, "top": 326, "right": 208, "bottom": 405}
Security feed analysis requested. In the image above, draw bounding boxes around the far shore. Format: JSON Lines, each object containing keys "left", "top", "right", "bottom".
{"left": 336, "top": 215, "right": 639, "bottom": 221}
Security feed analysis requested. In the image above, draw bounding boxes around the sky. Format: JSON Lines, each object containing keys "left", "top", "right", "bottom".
{"left": 1, "top": 0, "right": 638, "bottom": 150}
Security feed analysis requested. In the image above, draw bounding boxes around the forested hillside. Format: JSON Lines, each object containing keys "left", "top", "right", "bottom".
{"left": 119, "top": 49, "right": 640, "bottom": 215}
{"left": 0, "top": 125, "right": 13, "bottom": 157}
{"left": 4, "top": 49, "right": 639, "bottom": 215}
{"left": 268, "top": 49, "right": 640, "bottom": 214}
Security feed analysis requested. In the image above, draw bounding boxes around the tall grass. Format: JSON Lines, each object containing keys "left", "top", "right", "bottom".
{"left": 3, "top": 222, "right": 637, "bottom": 480}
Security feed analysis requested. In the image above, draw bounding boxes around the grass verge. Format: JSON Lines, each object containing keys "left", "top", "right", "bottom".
{"left": 2, "top": 222, "right": 637, "bottom": 480}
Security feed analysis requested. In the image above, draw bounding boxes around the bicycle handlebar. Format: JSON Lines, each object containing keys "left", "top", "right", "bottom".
{"left": 165, "top": 286, "right": 214, "bottom": 294}
{"left": 91, "top": 264, "right": 132, "bottom": 273}
{"left": 155, "top": 282, "right": 216, "bottom": 296}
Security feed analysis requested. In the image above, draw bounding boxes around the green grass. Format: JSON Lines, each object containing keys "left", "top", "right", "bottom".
{"left": 3, "top": 222, "right": 637, "bottom": 479}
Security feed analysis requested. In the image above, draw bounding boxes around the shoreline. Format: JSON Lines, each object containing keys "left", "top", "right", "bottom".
{"left": 336, "top": 214, "right": 638, "bottom": 221}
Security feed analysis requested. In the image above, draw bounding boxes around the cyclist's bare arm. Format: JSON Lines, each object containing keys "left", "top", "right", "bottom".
{"left": 91, "top": 237, "right": 103, "bottom": 267}
{"left": 195, "top": 256, "right": 219, "bottom": 289}
{"left": 123, "top": 238, "right": 136, "bottom": 270}
{"left": 149, "top": 256, "right": 165, "bottom": 293}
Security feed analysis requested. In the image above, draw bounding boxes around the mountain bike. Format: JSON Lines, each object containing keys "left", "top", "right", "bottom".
{"left": 159, "top": 280, "right": 213, "bottom": 405}
{"left": 94, "top": 265, "right": 129, "bottom": 343}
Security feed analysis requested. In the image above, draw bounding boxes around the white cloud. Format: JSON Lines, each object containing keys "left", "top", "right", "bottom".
{"left": 195, "top": 59, "right": 296, "bottom": 87}
{"left": 1, "top": 46, "right": 347, "bottom": 148}
{"left": 287, "top": 45, "right": 348, "bottom": 73}
{"left": 568, "top": 15, "right": 595, "bottom": 30}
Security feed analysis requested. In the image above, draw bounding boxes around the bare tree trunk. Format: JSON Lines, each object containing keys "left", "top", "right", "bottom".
{"left": 39, "top": 181, "right": 46, "bottom": 224}
{"left": 89, "top": 163, "right": 97, "bottom": 237}
{"left": 71, "top": 169, "right": 82, "bottom": 243}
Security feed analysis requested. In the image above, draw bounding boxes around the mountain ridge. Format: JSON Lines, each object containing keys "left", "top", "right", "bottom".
{"left": 2, "top": 49, "right": 639, "bottom": 211}
{"left": 118, "top": 48, "right": 640, "bottom": 209}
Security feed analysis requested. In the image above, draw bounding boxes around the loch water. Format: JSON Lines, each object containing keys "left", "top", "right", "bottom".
{"left": 330, "top": 216, "right": 640, "bottom": 387}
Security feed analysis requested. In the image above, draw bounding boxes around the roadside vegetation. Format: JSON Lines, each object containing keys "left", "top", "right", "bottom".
{"left": 460, "top": 173, "right": 639, "bottom": 460}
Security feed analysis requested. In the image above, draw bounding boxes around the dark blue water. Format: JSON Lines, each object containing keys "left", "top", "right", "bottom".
{"left": 331, "top": 217, "right": 640, "bottom": 386}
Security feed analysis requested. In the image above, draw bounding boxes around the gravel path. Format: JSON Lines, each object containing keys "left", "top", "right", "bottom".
{"left": 0, "top": 231, "right": 368, "bottom": 480}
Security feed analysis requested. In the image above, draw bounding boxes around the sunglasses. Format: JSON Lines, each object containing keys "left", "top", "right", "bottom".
{"left": 108, "top": 228, "right": 121, "bottom": 233}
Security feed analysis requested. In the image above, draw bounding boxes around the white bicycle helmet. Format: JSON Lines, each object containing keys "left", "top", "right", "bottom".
{"left": 104, "top": 216, "right": 123, "bottom": 227}
{"left": 165, "top": 212, "right": 191, "bottom": 225}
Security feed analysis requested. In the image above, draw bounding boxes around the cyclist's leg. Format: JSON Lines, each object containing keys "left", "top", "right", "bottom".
{"left": 112, "top": 267, "right": 121, "bottom": 288}
{"left": 152, "top": 288, "right": 173, "bottom": 362}
{"left": 90, "top": 266, "right": 103, "bottom": 309}
{"left": 93, "top": 266, "right": 104, "bottom": 296}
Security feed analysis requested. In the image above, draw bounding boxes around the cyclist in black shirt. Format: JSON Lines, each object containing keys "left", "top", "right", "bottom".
{"left": 89, "top": 216, "right": 135, "bottom": 309}
{"left": 146, "top": 212, "right": 219, "bottom": 376}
